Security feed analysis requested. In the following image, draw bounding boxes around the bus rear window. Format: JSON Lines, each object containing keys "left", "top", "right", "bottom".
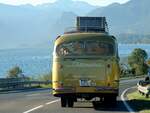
{"left": 85, "top": 41, "right": 114, "bottom": 56}
{"left": 56, "top": 41, "right": 114, "bottom": 56}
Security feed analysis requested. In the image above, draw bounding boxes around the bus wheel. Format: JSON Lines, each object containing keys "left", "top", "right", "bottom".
{"left": 68, "top": 98, "right": 74, "bottom": 107}
{"left": 110, "top": 96, "right": 117, "bottom": 102}
{"left": 92, "top": 101, "right": 99, "bottom": 108}
{"left": 61, "top": 97, "right": 67, "bottom": 107}
{"left": 104, "top": 96, "right": 117, "bottom": 105}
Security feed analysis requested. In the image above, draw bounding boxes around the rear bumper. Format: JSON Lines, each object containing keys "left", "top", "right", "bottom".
{"left": 53, "top": 92, "right": 118, "bottom": 99}
{"left": 53, "top": 86, "right": 119, "bottom": 97}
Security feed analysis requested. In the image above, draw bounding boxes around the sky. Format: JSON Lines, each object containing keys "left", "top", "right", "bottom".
{"left": 0, "top": 0, "right": 130, "bottom": 6}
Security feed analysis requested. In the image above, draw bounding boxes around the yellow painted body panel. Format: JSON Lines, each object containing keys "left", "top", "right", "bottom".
{"left": 52, "top": 33, "right": 120, "bottom": 96}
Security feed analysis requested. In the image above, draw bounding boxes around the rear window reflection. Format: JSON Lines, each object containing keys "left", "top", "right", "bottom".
{"left": 56, "top": 40, "right": 114, "bottom": 56}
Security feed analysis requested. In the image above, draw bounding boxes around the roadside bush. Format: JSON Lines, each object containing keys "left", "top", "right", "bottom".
{"left": 128, "top": 48, "right": 148, "bottom": 76}
{"left": 38, "top": 73, "right": 52, "bottom": 88}
{"left": 7, "top": 66, "right": 23, "bottom": 78}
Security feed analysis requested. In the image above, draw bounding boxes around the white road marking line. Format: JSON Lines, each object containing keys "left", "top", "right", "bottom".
{"left": 23, "top": 99, "right": 60, "bottom": 113}
{"left": 121, "top": 87, "right": 136, "bottom": 113}
{"left": 45, "top": 99, "right": 60, "bottom": 105}
{"left": 23, "top": 105, "right": 44, "bottom": 113}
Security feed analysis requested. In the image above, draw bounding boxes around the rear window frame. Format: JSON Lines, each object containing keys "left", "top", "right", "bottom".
{"left": 55, "top": 40, "right": 115, "bottom": 57}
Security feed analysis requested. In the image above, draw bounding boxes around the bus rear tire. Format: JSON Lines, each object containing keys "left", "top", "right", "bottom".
{"left": 68, "top": 98, "right": 74, "bottom": 107}
{"left": 92, "top": 101, "right": 100, "bottom": 108}
{"left": 104, "top": 96, "right": 117, "bottom": 105}
{"left": 61, "top": 97, "right": 67, "bottom": 107}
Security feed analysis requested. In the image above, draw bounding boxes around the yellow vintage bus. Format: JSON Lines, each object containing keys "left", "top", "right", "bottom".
{"left": 52, "top": 17, "right": 120, "bottom": 107}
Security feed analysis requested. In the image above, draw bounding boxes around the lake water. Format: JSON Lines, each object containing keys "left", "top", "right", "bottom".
{"left": 0, "top": 44, "right": 150, "bottom": 78}
{"left": 0, "top": 48, "right": 52, "bottom": 78}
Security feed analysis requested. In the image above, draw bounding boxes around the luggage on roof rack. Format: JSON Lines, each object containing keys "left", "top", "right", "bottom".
{"left": 76, "top": 17, "right": 108, "bottom": 33}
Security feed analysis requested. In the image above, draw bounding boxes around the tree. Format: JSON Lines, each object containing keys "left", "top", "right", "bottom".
{"left": 39, "top": 73, "right": 52, "bottom": 82}
{"left": 128, "top": 48, "right": 148, "bottom": 75}
{"left": 7, "top": 66, "right": 23, "bottom": 78}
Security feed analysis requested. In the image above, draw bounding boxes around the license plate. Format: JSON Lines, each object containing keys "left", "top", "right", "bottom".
{"left": 79, "top": 80, "right": 91, "bottom": 87}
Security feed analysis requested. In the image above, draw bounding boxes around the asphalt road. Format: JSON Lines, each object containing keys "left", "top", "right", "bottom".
{"left": 0, "top": 78, "right": 143, "bottom": 113}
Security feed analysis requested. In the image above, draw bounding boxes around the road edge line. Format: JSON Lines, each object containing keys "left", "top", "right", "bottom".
{"left": 45, "top": 99, "right": 60, "bottom": 105}
{"left": 23, "top": 105, "right": 44, "bottom": 113}
{"left": 121, "top": 87, "right": 136, "bottom": 113}
{"left": 22, "top": 99, "right": 60, "bottom": 113}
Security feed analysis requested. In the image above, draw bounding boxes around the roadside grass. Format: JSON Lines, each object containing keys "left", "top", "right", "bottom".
{"left": 36, "top": 73, "right": 52, "bottom": 88}
{"left": 40, "top": 84, "right": 51, "bottom": 88}
{"left": 127, "top": 91, "right": 150, "bottom": 113}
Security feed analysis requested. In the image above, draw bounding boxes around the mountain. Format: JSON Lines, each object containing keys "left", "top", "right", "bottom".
{"left": 0, "top": 0, "right": 96, "bottom": 49}
{"left": 0, "top": 4, "right": 52, "bottom": 49}
{"left": 88, "top": 0, "right": 150, "bottom": 34}
{"left": 0, "top": 0, "right": 150, "bottom": 49}
{"left": 37, "top": 0, "right": 97, "bottom": 15}
{"left": 50, "top": 12, "right": 77, "bottom": 38}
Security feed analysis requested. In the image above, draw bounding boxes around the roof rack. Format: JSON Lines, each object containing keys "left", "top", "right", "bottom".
{"left": 64, "top": 17, "right": 109, "bottom": 34}
{"left": 76, "top": 17, "right": 108, "bottom": 33}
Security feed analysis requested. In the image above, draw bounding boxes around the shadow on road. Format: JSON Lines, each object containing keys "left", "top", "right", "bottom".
{"left": 94, "top": 99, "right": 150, "bottom": 112}
{"left": 74, "top": 106, "right": 93, "bottom": 108}
{"left": 73, "top": 100, "right": 129, "bottom": 112}
{"left": 93, "top": 100, "right": 128, "bottom": 112}
{"left": 127, "top": 99, "right": 150, "bottom": 112}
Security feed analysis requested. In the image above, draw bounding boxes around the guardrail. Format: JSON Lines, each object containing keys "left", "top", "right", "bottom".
{"left": 0, "top": 76, "right": 145, "bottom": 92}
{"left": 0, "top": 78, "right": 51, "bottom": 91}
